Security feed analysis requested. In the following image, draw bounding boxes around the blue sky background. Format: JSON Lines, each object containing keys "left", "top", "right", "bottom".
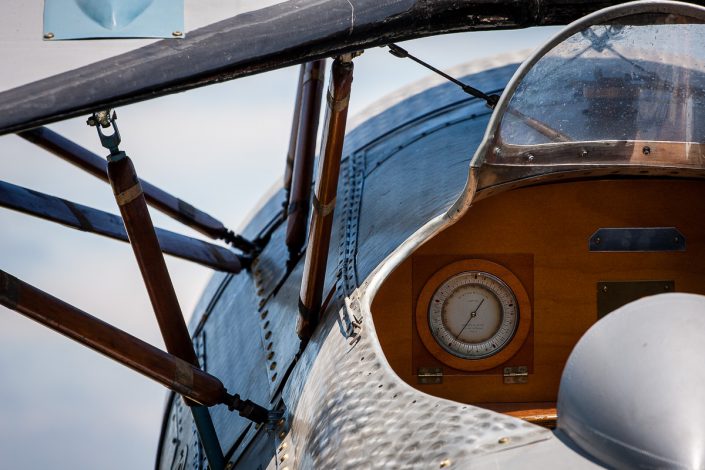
{"left": 0, "top": 27, "right": 558, "bottom": 469}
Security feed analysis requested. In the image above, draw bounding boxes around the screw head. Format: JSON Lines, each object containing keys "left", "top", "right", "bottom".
{"left": 43, "top": 32, "right": 55, "bottom": 39}
{"left": 498, "top": 437, "right": 510, "bottom": 444}
{"left": 642, "top": 145, "right": 651, "bottom": 155}
{"left": 440, "top": 459, "right": 451, "bottom": 468}
{"left": 172, "top": 31, "right": 183, "bottom": 37}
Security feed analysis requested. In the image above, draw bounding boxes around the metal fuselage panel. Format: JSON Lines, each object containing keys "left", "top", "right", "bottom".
{"left": 156, "top": 62, "right": 594, "bottom": 469}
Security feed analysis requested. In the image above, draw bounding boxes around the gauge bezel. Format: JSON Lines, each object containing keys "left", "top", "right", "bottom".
{"left": 415, "top": 259, "right": 532, "bottom": 371}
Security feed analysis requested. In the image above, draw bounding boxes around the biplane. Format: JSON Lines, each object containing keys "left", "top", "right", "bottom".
{"left": 2, "top": 0, "right": 705, "bottom": 468}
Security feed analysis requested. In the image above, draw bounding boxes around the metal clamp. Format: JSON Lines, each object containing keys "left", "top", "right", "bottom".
{"left": 87, "top": 110, "right": 123, "bottom": 157}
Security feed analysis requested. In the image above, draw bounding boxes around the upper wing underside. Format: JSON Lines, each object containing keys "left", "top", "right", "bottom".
{"left": 0, "top": 0, "right": 664, "bottom": 136}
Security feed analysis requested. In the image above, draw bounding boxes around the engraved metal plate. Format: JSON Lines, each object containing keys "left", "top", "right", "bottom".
{"left": 597, "top": 280, "right": 675, "bottom": 318}
{"left": 589, "top": 227, "right": 685, "bottom": 252}
{"left": 503, "top": 366, "right": 528, "bottom": 384}
{"left": 417, "top": 367, "right": 443, "bottom": 384}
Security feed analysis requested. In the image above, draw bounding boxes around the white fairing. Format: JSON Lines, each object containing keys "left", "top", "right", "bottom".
{"left": 558, "top": 293, "right": 705, "bottom": 469}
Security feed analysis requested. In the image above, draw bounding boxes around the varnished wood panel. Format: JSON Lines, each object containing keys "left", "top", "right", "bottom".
{"left": 371, "top": 178, "right": 705, "bottom": 407}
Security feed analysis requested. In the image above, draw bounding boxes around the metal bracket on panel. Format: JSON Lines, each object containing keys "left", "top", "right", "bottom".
{"left": 597, "top": 280, "right": 675, "bottom": 318}
{"left": 418, "top": 367, "right": 443, "bottom": 384}
{"left": 503, "top": 366, "right": 528, "bottom": 384}
{"left": 589, "top": 227, "right": 685, "bottom": 252}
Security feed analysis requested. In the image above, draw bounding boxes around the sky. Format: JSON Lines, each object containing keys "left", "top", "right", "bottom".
{"left": 0, "top": 22, "right": 558, "bottom": 470}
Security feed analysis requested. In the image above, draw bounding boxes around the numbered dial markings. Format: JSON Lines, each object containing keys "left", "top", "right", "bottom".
{"left": 429, "top": 271, "right": 518, "bottom": 359}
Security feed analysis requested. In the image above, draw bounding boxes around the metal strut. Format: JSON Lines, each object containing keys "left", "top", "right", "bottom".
{"left": 86, "top": 110, "right": 267, "bottom": 470}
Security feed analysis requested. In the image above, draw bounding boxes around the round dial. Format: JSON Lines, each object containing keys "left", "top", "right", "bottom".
{"left": 429, "top": 271, "right": 518, "bottom": 359}
{"left": 416, "top": 259, "right": 531, "bottom": 371}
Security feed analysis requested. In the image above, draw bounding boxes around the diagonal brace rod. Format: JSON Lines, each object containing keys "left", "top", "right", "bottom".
{"left": 0, "top": 179, "right": 245, "bottom": 273}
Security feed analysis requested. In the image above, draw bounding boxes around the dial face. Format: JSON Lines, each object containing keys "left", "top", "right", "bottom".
{"left": 428, "top": 271, "right": 518, "bottom": 359}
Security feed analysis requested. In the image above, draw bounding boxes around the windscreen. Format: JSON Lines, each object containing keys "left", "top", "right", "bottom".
{"left": 492, "top": 11, "right": 705, "bottom": 167}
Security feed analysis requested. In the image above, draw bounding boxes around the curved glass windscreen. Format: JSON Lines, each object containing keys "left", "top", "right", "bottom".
{"left": 492, "top": 10, "right": 705, "bottom": 167}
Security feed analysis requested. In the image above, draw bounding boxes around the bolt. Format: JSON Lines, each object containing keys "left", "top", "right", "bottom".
{"left": 525, "top": 153, "right": 535, "bottom": 162}
{"left": 172, "top": 31, "right": 183, "bottom": 37}
{"left": 277, "top": 418, "right": 285, "bottom": 427}
{"left": 267, "top": 351, "right": 275, "bottom": 360}
{"left": 270, "top": 362, "right": 277, "bottom": 371}
{"left": 43, "top": 32, "right": 55, "bottom": 39}
{"left": 498, "top": 437, "right": 510, "bottom": 444}
{"left": 595, "top": 236, "right": 601, "bottom": 245}
{"left": 642, "top": 146, "right": 651, "bottom": 155}
{"left": 440, "top": 459, "right": 451, "bottom": 468}
{"left": 602, "top": 285, "right": 608, "bottom": 293}
{"left": 579, "top": 149, "right": 588, "bottom": 158}
{"left": 260, "top": 310, "right": 268, "bottom": 320}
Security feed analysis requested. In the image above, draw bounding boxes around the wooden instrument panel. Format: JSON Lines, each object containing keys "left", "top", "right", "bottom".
{"left": 371, "top": 178, "right": 705, "bottom": 414}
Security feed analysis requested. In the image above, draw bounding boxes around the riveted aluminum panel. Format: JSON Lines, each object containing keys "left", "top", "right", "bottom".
{"left": 355, "top": 113, "right": 492, "bottom": 282}
{"left": 199, "top": 273, "right": 271, "bottom": 459}
{"left": 253, "top": 250, "right": 304, "bottom": 395}
{"left": 342, "top": 63, "right": 519, "bottom": 161}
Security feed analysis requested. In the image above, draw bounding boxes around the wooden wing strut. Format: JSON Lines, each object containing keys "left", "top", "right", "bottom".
{"left": 20, "top": 126, "right": 256, "bottom": 253}
{"left": 285, "top": 60, "right": 326, "bottom": 261}
{"left": 0, "top": 179, "right": 244, "bottom": 273}
{"left": 298, "top": 56, "right": 355, "bottom": 340}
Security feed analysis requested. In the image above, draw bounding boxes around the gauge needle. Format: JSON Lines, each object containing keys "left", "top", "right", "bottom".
{"left": 456, "top": 298, "right": 485, "bottom": 340}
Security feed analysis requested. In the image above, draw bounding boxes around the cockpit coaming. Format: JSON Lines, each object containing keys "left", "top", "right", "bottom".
{"left": 372, "top": 2, "right": 705, "bottom": 428}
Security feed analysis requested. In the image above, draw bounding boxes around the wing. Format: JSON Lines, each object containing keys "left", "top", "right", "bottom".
{"left": 0, "top": 0, "right": 634, "bottom": 135}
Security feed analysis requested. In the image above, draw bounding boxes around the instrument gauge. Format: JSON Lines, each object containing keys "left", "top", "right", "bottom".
{"left": 416, "top": 259, "right": 531, "bottom": 371}
{"left": 429, "top": 271, "right": 517, "bottom": 359}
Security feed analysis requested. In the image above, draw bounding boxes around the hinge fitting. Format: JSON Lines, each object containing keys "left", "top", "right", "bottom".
{"left": 503, "top": 366, "right": 529, "bottom": 384}
{"left": 418, "top": 367, "right": 443, "bottom": 385}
